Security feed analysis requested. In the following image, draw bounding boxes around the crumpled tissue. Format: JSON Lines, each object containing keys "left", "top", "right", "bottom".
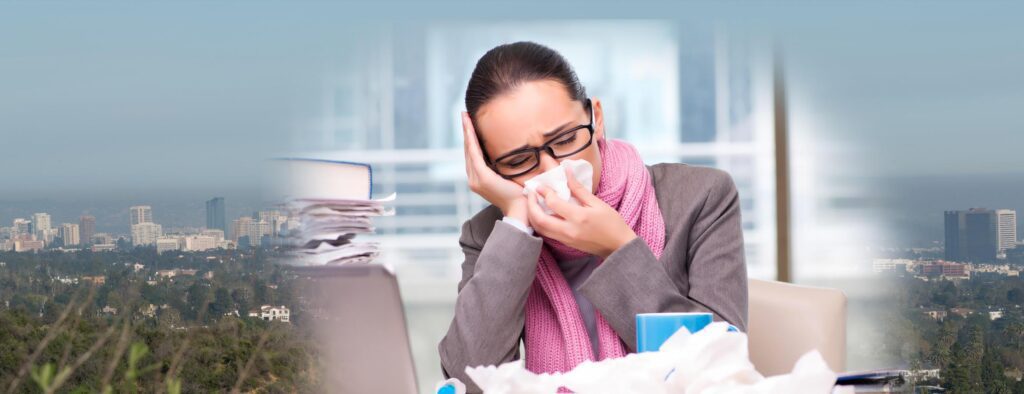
{"left": 522, "top": 159, "right": 594, "bottom": 215}
{"left": 464, "top": 322, "right": 854, "bottom": 394}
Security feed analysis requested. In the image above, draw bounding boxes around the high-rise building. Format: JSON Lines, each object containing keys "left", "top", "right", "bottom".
{"left": 12, "top": 218, "right": 31, "bottom": 238}
{"left": 996, "top": 209, "right": 1018, "bottom": 251}
{"left": 232, "top": 217, "right": 253, "bottom": 243}
{"left": 39, "top": 228, "right": 58, "bottom": 245}
{"left": 32, "top": 213, "right": 51, "bottom": 237}
{"left": 131, "top": 222, "right": 162, "bottom": 246}
{"left": 945, "top": 208, "right": 999, "bottom": 262}
{"left": 60, "top": 223, "right": 80, "bottom": 246}
{"left": 79, "top": 215, "right": 96, "bottom": 245}
{"left": 206, "top": 197, "right": 226, "bottom": 234}
{"left": 130, "top": 205, "right": 153, "bottom": 225}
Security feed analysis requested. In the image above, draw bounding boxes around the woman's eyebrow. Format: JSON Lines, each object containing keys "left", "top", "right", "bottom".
{"left": 542, "top": 121, "right": 575, "bottom": 138}
{"left": 501, "top": 121, "right": 576, "bottom": 155}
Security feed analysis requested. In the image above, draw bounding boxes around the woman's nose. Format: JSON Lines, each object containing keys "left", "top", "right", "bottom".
{"left": 537, "top": 151, "right": 560, "bottom": 173}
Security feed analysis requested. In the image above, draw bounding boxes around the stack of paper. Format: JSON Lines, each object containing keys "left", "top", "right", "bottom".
{"left": 281, "top": 193, "right": 395, "bottom": 266}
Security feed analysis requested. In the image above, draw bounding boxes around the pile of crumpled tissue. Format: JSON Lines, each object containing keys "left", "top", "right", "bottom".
{"left": 460, "top": 322, "right": 853, "bottom": 394}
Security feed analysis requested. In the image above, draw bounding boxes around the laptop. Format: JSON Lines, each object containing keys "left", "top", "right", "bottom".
{"left": 289, "top": 264, "right": 419, "bottom": 393}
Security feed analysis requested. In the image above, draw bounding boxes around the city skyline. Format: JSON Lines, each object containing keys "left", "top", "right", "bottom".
{"left": 1, "top": 196, "right": 296, "bottom": 254}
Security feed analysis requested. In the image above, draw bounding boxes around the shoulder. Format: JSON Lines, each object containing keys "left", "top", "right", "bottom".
{"left": 647, "top": 163, "right": 738, "bottom": 206}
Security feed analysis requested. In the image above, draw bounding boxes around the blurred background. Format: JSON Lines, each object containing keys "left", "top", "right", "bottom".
{"left": 3, "top": 1, "right": 1022, "bottom": 392}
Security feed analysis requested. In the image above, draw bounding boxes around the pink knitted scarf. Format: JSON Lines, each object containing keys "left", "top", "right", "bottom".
{"left": 524, "top": 138, "right": 666, "bottom": 375}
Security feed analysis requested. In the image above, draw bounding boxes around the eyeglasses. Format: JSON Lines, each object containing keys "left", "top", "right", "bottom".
{"left": 486, "top": 99, "right": 595, "bottom": 179}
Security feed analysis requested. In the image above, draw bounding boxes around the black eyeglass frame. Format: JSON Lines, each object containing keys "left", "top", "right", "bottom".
{"left": 484, "top": 98, "right": 595, "bottom": 180}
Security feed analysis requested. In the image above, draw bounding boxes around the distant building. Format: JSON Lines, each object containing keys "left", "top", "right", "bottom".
{"left": 81, "top": 275, "right": 106, "bottom": 285}
{"left": 232, "top": 217, "right": 253, "bottom": 243}
{"left": 997, "top": 209, "right": 1017, "bottom": 252}
{"left": 131, "top": 223, "right": 162, "bottom": 247}
{"left": 32, "top": 213, "right": 51, "bottom": 238}
{"left": 140, "top": 304, "right": 157, "bottom": 318}
{"left": 60, "top": 223, "right": 80, "bottom": 246}
{"left": 922, "top": 309, "right": 947, "bottom": 321}
{"left": 91, "top": 233, "right": 114, "bottom": 245}
{"left": 248, "top": 305, "right": 290, "bottom": 323}
{"left": 130, "top": 205, "right": 153, "bottom": 226}
{"left": 155, "top": 237, "right": 181, "bottom": 254}
{"left": 989, "top": 310, "right": 1005, "bottom": 320}
{"left": 921, "top": 261, "right": 969, "bottom": 280}
{"left": 91, "top": 243, "right": 116, "bottom": 252}
{"left": 950, "top": 307, "right": 974, "bottom": 318}
{"left": 156, "top": 270, "right": 177, "bottom": 278}
{"left": 184, "top": 235, "right": 217, "bottom": 251}
{"left": 79, "top": 215, "right": 96, "bottom": 245}
{"left": 12, "top": 218, "right": 31, "bottom": 237}
{"left": 14, "top": 239, "right": 44, "bottom": 252}
{"left": 156, "top": 268, "right": 197, "bottom": 279}
{"left": 201, "top": 229, "right": 225, "bottom": 243}
{"left": 873, "top": 258, "right": 912, "bottom": 274}
{"left": 945, "top": 208, "right": 1000, "bottom": 262}
{"left": 232, "top": 217, "right": 272, "bottom": 247}
{"left": 206, "top": 197, "right": 227, "bottom": 234}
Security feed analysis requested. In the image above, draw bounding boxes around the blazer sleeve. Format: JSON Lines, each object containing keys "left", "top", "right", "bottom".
{"left": 437, "top": 218, "right": 543, "bottom": 391}
{"left": 578, "top": 169, "right": 748, "bottom": 351}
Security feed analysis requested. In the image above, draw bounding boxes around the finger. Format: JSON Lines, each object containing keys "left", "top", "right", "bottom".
{"left": 462, "top": 114, "right": 497, "bottom": 176}
{"left": 462, "top": 113, "right": 473, "bottom": 175}
{"left": 527, "top": 189, "right": 570, "bottom": 236}
{"left": 536, "top": 185, "right": 582, "bottom": 220}
{"left": 565, "top": 166, "right": 600, "bottom": 206}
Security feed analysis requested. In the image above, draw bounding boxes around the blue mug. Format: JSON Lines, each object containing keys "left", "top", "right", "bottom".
{"left": 636, "top": 312, "right": 736, "bottom": 352}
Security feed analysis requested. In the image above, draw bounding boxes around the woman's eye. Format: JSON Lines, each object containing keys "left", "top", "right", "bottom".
{"left": 554, "top": 134, "right": 577, "bottom": 146}
{"left": 502, "top": 157, "right": 531, "bottom": 168}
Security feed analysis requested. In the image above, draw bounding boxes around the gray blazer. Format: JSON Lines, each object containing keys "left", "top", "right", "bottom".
{"left": 438, "top": 163, "right": 748, "bottom": 391}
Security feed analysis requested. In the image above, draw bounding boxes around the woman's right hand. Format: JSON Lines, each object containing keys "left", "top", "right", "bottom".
{"left": 462, "top": 111, "right": 529, "bottom": 224}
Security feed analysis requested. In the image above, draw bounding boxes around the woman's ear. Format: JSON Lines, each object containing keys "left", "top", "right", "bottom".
{"left": 591, "top": 98, "right": 605, "bottom": 140}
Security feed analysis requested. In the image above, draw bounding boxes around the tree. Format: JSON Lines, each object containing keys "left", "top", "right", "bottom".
{"left": 210, "top": 287, "right": 233, "bottom": 317}
{"left": 186, "top": 282, "right": 209, "bottom": 321}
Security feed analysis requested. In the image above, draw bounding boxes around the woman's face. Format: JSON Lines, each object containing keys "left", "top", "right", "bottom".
{"left": 473, "top": 79, "right": 605, "bottom": 191}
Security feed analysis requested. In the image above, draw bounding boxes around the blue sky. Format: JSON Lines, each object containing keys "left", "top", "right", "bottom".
{"left": 1, "top": 0, "right": 1021, "bottom": 202}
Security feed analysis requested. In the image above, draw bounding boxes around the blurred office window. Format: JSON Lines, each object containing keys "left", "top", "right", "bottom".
{"left": 293, "top": 21, "right": 779, "bottom": 391}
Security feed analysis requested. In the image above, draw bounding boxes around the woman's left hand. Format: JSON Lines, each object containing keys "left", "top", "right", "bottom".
{"left": 527, "top": 166, "right": 638, "bottom": 258}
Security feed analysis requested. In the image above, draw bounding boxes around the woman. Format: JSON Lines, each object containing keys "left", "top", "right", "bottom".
{"left": 438, "top": 41, "right": 747, "bottom": 390}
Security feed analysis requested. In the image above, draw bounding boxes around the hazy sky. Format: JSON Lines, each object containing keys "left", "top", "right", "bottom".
{"left": 1, "top": 1, "right": 1021, "bottom": 200}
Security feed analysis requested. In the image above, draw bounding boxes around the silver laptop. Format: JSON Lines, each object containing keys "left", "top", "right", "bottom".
{"left": 290, "top": 264, "right": 419, "bottom": 393}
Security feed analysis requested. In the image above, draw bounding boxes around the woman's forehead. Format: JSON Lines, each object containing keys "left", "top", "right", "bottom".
{"left": 476, "top": 80, "right": 581, "bottom": 151}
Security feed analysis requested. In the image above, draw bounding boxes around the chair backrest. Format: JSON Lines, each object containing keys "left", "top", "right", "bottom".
{"left": 747, "top": 279, "right": 847, "bottom": 376}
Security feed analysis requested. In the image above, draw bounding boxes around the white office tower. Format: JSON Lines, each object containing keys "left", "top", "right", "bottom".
{"left": 131, "top": 222, "right": 163, "bottom": 246}
{"left": 997, "top": 209, "right": 1018, "bottom": 251}
{"left": 32, "top": 213, "right": 51, "bottom": 236}
{"left": 60, "top": 223, "right": 80, "bottom": 246}
{"left": 12, "top": 219, "right": 31, "bottom": 237}
{"left": 130, "top": 205, "right": 153, "bottom": 225}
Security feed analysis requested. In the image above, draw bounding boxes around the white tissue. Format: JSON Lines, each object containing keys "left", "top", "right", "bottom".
{"left": 522, "top": 159, "right": 594, "bottom": 215}
{"left": 464, "top": 322, "right": 853, "bottom": 394}
{"left": 435, "top": 378, "right": 467, "bottom": 394}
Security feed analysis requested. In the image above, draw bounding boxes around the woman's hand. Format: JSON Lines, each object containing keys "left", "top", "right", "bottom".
{"left": 462, "top": 112, "right": 529, "bottom": 223}
{"left": 526, "top": 166, "right": 638, "bottom": 258}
